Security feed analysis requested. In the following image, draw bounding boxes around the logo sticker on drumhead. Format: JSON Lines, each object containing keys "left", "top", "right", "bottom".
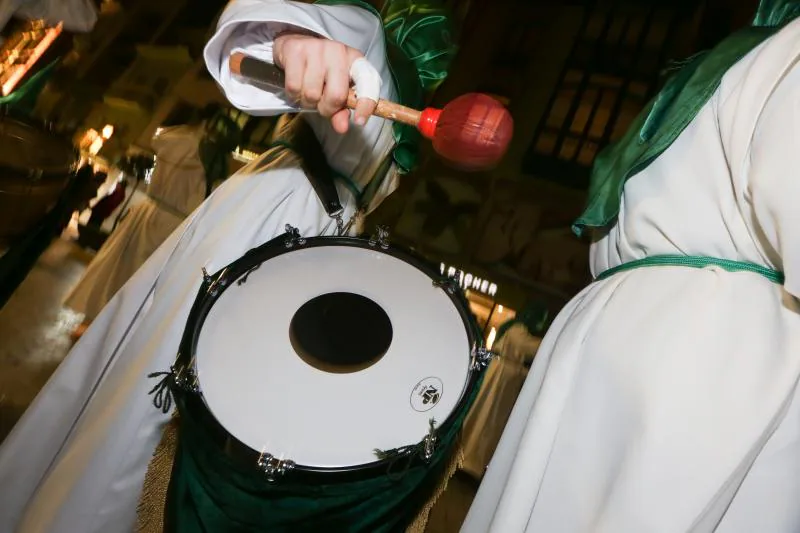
{"left": 410, "top": 377, "right": 444, "bottom": 412}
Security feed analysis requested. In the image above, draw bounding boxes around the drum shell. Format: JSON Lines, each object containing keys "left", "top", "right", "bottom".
{"left": 165, "top": 385, "right": 477, "bottom": 532}
{"left": 0, "top": 114, "right": 78, "bottom": 240}
{"left": 176, "top": 234, "right": 482, "bottom": 472}
{"left": 163, "top": 233, "right": 487, "bottom": 531}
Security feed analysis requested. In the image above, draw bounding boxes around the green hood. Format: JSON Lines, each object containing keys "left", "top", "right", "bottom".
{"left": 573, "top": 1, "right": 800, "bottom": 237}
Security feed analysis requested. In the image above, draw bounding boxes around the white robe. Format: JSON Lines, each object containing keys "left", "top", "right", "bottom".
{"left": 0, "top": 2, "right": 399, "bottom": 531}
{"left": 64, "top": 125, "right": 208, "bottom": 323}
{"left": 462, "top": 18, "right": 800, "bottom": 533}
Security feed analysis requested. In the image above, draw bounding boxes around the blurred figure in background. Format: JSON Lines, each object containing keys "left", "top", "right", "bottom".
{"left": 73, "top": 175, "right": 129, "bottom": 252}
{"left": 58, "top": 166, "right": 106, "bottom": 235}
{"left": 85, "top": 176, "right": 127, "bottom": 229}
{"left": 64, "top": 104, "right": 240, "bottom": 338}
{"left": 461, "top": 302, "right": 548, "bottom": 480}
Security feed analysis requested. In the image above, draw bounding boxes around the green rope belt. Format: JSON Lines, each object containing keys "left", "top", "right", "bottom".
{"left": 595, "top": 254, "right": 785, "bottom": 285}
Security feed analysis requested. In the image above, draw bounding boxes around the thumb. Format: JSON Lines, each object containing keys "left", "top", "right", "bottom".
{"left": 353, "top": 98, "right": 376, "bottom": 126}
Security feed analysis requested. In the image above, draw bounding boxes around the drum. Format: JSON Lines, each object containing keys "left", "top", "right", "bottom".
{"left": 165, "top": 225, "right": 491, "bottom": 532}
{"left": 0, "top": 111, "right": 79, "bottom": 240}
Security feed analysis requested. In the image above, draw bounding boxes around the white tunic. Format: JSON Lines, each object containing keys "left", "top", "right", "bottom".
{"left": 0, "top": 2, "right": 398, "bottom": 532}
{"left": 462, "top": 18, "right": 800, "bottom": 533}
{"left": 64, "top": 125, "right": 207, "bottom": 322}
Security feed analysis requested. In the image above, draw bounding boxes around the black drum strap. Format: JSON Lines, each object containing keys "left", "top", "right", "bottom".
{"left": 267, "top": 115, "right": 344, "bottom": 218}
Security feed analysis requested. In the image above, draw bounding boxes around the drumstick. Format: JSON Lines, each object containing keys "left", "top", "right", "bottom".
{"left": 229, "top": 52, "right": 513, "bottom": 171}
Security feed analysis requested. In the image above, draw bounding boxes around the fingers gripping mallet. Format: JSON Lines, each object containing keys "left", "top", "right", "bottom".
{"left": 229, "top": 52, "right": 514, "bottom": 171}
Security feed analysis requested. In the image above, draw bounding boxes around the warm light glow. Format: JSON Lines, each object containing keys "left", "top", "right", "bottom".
{"left": 232, "top": 146, "right": 260, "bottom": 163}
{"left": 154, "top": 127, "right": 164, "bottom": 137}
{"left": 101, "top": 125, "right": 114, "bottom": 139}
{"left": 79, "top": 129, "right": 99, "bottom": 151}
{"left": 439, "top": 262, "right": 498, "bottom": 297}
{"left": 497, "top": 305, "right": 504, "bottom": 313}
{"left": 487, "top": 327, "right": 497, "bottom": 351}
{"left": 1, "top": 22, "right": 63, "bottom": 96}
{"left": 88, "top": 137, "right": 104, "bottom": 156}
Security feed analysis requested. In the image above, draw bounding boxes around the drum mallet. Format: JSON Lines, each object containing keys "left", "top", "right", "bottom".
{"left": 229, "top": 52, "right": 514, "bottom": 172}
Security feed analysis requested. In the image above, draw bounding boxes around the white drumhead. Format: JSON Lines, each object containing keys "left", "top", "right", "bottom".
{"left": 195, "top": 243, "right": 472, "bottom": 468}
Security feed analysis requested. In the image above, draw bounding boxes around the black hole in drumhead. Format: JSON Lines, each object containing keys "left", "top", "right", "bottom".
{"left": 289, "top": 292, "right": 392, "bottom": 374}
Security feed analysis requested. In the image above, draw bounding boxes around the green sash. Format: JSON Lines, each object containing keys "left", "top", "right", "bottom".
{"left": 595, "top": 255, "right": 784, "bottom": 284}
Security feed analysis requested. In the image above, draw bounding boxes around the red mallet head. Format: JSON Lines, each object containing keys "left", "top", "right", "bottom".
{"left": 417, "top": 93, "right": 514, "bottom": 171}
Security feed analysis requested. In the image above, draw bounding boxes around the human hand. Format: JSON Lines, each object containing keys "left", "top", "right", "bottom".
{"left": 273, "top": 32, "right": 379, "bottom": 134}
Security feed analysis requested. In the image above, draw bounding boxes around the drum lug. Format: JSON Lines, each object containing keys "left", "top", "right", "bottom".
{"left": 421, "top": 419, "right": 438, "bottom": 462}
{"left": 256, "top": 452, "right": 296, "bottom": 482}
{"left": 432, "top": 275, "right": 460, "bottom": 294}
{"left": 201, "top": 267, "right": 229, "bottom": 296}
{"left": 171, "top": 364, "right": 199, "bottom": 393}
{"left": 284, "top": 224, "right": 307, "bottom": 248}
{"left": 368, "top": 225, "right": 390, "bottom": 249}
{"left": 471, "top": 345, "right": 496, "bottom": 371}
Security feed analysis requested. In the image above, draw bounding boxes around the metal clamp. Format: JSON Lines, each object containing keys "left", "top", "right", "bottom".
{"left": 257, "top": 452, "right": 296, "bottom": 482}
{"left": 432, "top": 275, "right": 460, "bottom": 294}
{"left": 420, "top": 419, "right": 438, "bottom": 462}
{"left": 368, "top": 225, "right": 390, "bottom": 249}
{"left": 284, "top": 224, "right": 307, "bottom": 248}
{"left": 201, "top": 267, "right": 229, "bottom": 296}
{"left": 339, "top": 209, "right": 362, "bottom": 237}
{"left": 470, "top": 345, "right": 496, "bottom": 371}
{"left": 171, "top": 363, "right": 199, "bottom": 393}
{"left": 329, "top": 208, "right": 346, "bottom": 236}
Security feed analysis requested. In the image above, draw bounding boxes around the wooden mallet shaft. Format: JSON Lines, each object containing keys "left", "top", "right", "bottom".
{"left": 229, "top": 52, "right": 423, "bottom": 128}
{"left": 228, "top": 52, "right": 514, "bottom": 171}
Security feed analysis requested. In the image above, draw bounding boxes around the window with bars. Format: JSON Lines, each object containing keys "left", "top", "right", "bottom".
{"left": 533, "top": 70, "right": 649, "bottom": 167}
{"left": 523, "top": 2, "right": 698, "bottom": 189}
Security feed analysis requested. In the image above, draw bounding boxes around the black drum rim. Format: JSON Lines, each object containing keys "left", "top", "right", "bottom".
{"left": 173, "top": 233, "right": 484, "bottom": 479}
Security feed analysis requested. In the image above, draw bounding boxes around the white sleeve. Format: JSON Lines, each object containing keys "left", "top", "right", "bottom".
{"left": 746, "top": 63, "right": 800, "bottom": 297}
{"left": 203, "top": 0, "right": 386, "bottom": 116}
